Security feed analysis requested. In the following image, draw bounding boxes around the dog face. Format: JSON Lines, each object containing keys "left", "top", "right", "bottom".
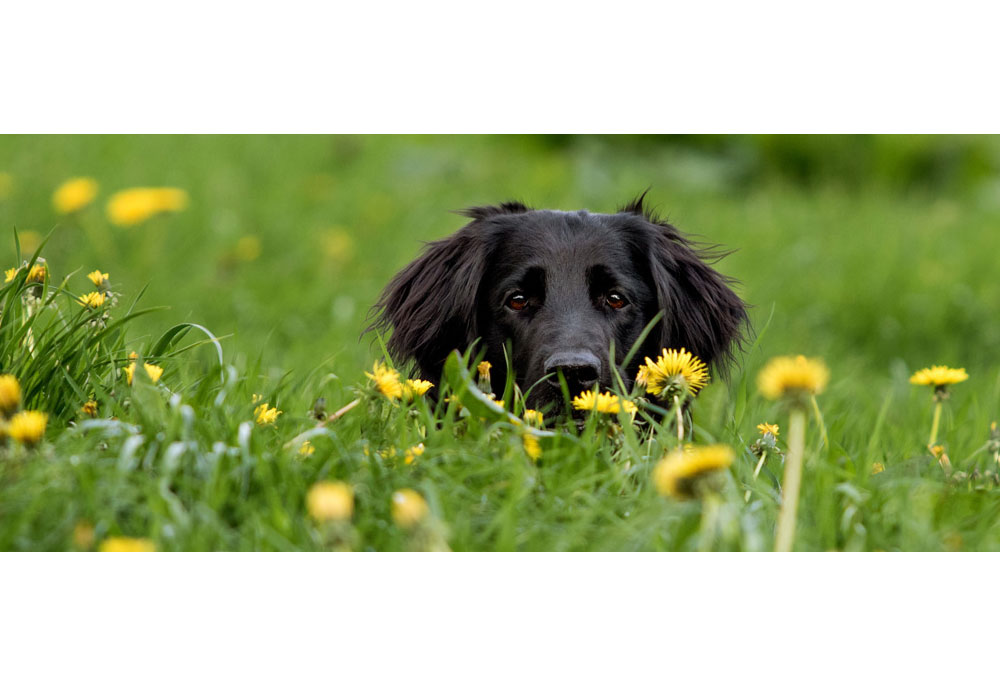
{"left": 372, "top": 197, "right": 747, "bottom": 413}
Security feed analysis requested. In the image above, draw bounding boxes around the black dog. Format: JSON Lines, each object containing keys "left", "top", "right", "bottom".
{"left": 372, "top": 195, "right": 747, "bottom": 413}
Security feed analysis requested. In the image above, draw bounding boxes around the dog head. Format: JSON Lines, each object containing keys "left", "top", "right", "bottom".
{"left": 371, "top": 196, "right": 748, "bottom": 413}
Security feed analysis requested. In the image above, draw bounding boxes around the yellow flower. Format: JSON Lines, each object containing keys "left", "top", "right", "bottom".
{"left": 757, "top": 422, "right": 780, "bottom": 438}
{"left": 871, "top": 462, "right": 885, "bottom": 475}
{"left": 7, "top": 410, "right": 48, "bottom": 447}
{"left": 78, "top": 291, "right": 106, "bottom": 308}
{"left": 571, "top": 389, "right": 637, "bottom": 416}
{"left": 298, "top": 440, "right": 315, "bottom": 456}
{"left": 757, "top": 355, "right": 830, "bottom": 400}
{"left": 365, "top": 361, "right": 403, "bottom": 400}
{"left": 87, "top": 270, "right": 110, "bottom": 288}
{"left": 254, "top": 402, "right": 282, "bottom": 425}
{"left": 402, "top": 378, "right": 433, "bottom": 400}
{"left": 73, "top": 521, "right": 96, "bottom": 550}
{"left": 0, "top": 374, "right": 22, "bottom": 416}
{"left": 106, "top": 187, "right": 189, "bottom": 227}
{"left": 81, "top": 400, "right": 98, "bottom": 417}
{"left": 99, "top": 537, "right": 156, "bottom": 552}
{"left": 52, "top": 177, "right": 99, "bottom": 214}
{"left": 26, "top": 263, "right": 47, "bottom": 283}
{"left": 909, "top": 365, "right": 968, "bottom": 389}
{"left": 523, "top": 409, "right": 545, "bottom": 427}
{"left": 123, "top": 362, "right": 135, "bottom": 384}
{"left": 404, "top": 443, "right": 425, "bottom": 465}
{"left": 391, "top": 488, "right": 429, "bottom": 528}
{"left": 4, "top": 267, "right": 18, "bottom": 283}
{"left": 477, "top": 360, "right": 492, "bottom": 378}
{"left": 143, "top": 363, "right": 163, "bottom": 383}
{"left": 637, "top": 347, "right": 710, "bottom": 398}
{"left": 653, "top": 444, "right": 735, "bottom": 500}
{"left": 306, "top": 481, "right": 354, "bottom": 522}
{"left": 523, "top": 433, "right": 542, "bottom": 461}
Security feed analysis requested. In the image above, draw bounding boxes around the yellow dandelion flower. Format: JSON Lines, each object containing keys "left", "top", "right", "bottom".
{"left": 87, "top": 270, "right": 110, "bottom": 288}
{"left": 523, "top": 409, "right": 545, "bottom": 427}
{"left": 4, "top": 267, "right": 19, "bottom": 283}
{"left": 757, "top": 355, "right": 830, "bottom": 400}
{"left": 106, "top": 187, "right": 189, "bottom": 227}
{"left": 653, "top": 444, "right": 735, "bottom": 500}
{"left": 251, "top": 393, "right": 262, "bottom": 404}
{"left": 404, "top": 443, "right": 425, "bottom": 465}
{"left": 523, "top": 432, "right": 542, "bottom": 461}
{"left": 78, "top": 291, "right": 106, "bottom": 308}
{"left": 402, "top": 378, "right": 433, "bottom": 400}
{"left": 571, "top": 389, "right": 637, "bottom": 416}
{"left": 0, "top": 374, "right": 22, "bottom": 416}
{"left": 81, "top": 399, "right": 98, "bottom": 417}
{"left": 254, "top": 402, "right": 282, "bottom": 425}
{"left": 871, "top": 462, "right": 885, "bottom": 475}
{"left": 298, "top": 440, "right": 315, "bottom": 456}
{"left": 52, "top": 177, "right": 99, "bottom": 214}
{"left": 306, "top": 481, "right": 354, "bottom": 522}
{"left": 391, "top": 488, "right": 429, "bottom": 528}
{"left": 98, "top": 537, "right": 156, "bottom": 552}
{"left": 143, "top": 362, "right": 163, "bottom": 383}
{"left": 26, "top": 263, "right": 47, "bottom": 283}
{"left": 757, "top": 422, "right": 780, "bottom": 438}
{"left": 129, "top": 351, "right": 138, "bottom": 360}
{"left": 73, "top": 521, "right": 96, "bottom": 550}
{"left": 365, "top": 361, "right": 403, "bottom": 400}
{"left": 477, "top": 360, "right": 492, "bottom": 377}
{"left": 7, "top": 410, "right": 48, "bottom": 447}
{"left": 123, "top": 362, "right": 135, "bottom": 385}
{"left": 637, "top": 347, "right": 710, "bottom": 398}
{"left": 909, "top": 366, "right": 968, "bottom": 389}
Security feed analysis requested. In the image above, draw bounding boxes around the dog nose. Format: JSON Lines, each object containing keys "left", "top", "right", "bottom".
{"left": 544, "top": 351, "right": 602, "bottom": 391}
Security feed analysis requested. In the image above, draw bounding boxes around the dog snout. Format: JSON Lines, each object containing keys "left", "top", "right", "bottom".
{"left": 543, "top": 351, "right": 602, "bottom": 392}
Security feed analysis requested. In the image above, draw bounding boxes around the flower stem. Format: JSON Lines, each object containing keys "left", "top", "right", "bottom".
{"left": 928, "top": 399, "right": 943, "bottom": 448}
{"left": 752, "top": 450, "right": 768, "bottom": 480}
{"left": 774, "top": 408, "right": 806, "bottom": 552}
{"left": 675, "top": 395, "right": 684, "bottom": 442}
{"left": 699, "top": 493, "right": 721, "bottom": 552}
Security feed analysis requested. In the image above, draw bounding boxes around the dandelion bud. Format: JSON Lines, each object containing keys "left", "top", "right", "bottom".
{"left": 0, "top": 374, "right": 22, "bottom": 417}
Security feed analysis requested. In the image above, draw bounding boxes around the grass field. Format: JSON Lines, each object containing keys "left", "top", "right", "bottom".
{"left": 1, "top": 134, "right": 999, "bottom": 551}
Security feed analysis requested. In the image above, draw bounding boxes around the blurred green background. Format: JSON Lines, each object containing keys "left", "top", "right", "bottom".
{"left": 2, "top": 134, "right": 999, "bottom": 384}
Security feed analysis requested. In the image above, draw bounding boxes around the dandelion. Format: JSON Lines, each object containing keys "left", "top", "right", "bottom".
{"left": 929, "top": 444, "right": 951, "bottom": 470}
{"left": 4, "top": 267, "right": 18, "bottom": 283}
{"left": 402, "top": 378, "right": 433, "bottom": 401}
{"left": 0, "top": 374, "right": 22, "bottom": 417}
{"left": 391, "top": 488, "right": 429, "bottom": 528}
{"left": 404, "top": 443, "right": 425, "bottom": 465}
{"left": 81, "top": 399, "right": 98, "bottom": 417}
{"left": 757, "top": 422, "right": 779, "bottom": 438}
{"left": 78, "top": 291, "right": 106, "bottom": 308}
{"left": 7, "top": 410, "right": 48, "bottom": 447}
{"left": 143, "top": 363, "right": 164, "bottom": 383}
{"left": 365, "top": 361, "right": 402, "bottom": 400}
{"left": 523, "top": 409, "right": 545, "bottom": 427}
{"left": 653, "top": 444, "right": 734, "bottom": 500}
{"left": 98, "top": 537, "right": 156, "bottom": 552}
{"left": 871, "top": 462, "right": 885, "bottom": 475}
{"left": 306, "top": 481, "right": 354, "bottom": 522}
{"left": 52, "top": 177, "right": 98, "bottom": 214}
{"left": 523, "top": 432, "right": 542, "bottom": 461}
{"left": 123, "top": 362, "right": 135, "bottom": 385}
{"left": 571, "top": 390, "right": 637, "bottom": 416}
{"left": 298, "top": 440, "right": 315, "bottom": 457}
{"left": 106, "top": 187, "right": 189, "bottom": 227}
{"left": 757, "top": 354, "right": 829, "bottom": 552}
{"left": 87, "top": 270, "right": 110, "bottom": 289}
{"left": 73, "top": 521, "right": 95, "bottom": 550}
{"left": 477, "top": 360, "right": 492, "bottom": 393}
{"left": 911, "top": 365, "right": 968, "bottom": 453}
{"left": 254, "top": 402, "right": 282, "bottom": 425}
{"left": 637, "top": 347, "right": 710, "bottom": 398}
{"left": 26, "top": 262, "right": 47, "bottom": 283}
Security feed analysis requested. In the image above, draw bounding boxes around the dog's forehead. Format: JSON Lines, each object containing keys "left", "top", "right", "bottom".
{"left": 488, "top": 209, "right": 633, "bottom": 261}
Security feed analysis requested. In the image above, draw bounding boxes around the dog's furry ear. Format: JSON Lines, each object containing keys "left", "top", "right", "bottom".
{"left": 371, "top": 226, "right": 486, "bottom": 379}
{"left": 624, "top": 200, "right": 747, "bottom": 371}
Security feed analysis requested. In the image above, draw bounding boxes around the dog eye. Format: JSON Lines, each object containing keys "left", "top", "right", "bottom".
{"left": 606, "top": 293, "right": 627, "bottom": 309}
{"left": 507, "top": 293, "right": 528, "bottom": 311}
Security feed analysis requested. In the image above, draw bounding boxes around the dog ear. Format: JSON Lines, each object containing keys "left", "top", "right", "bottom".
{"left": 371, "top": 225, "right": 487, "bottom": 380}
{"left": 622, "top": 198, "right": 747, "bottom": 371}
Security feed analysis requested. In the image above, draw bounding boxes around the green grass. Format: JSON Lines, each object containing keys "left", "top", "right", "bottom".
{"left": 1, "top": 134, "right": 999, "bottom": 551}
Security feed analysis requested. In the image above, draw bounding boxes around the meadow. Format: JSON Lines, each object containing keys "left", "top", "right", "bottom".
{"left": 1, "top": 134, "right": 999, "bottom": 551}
